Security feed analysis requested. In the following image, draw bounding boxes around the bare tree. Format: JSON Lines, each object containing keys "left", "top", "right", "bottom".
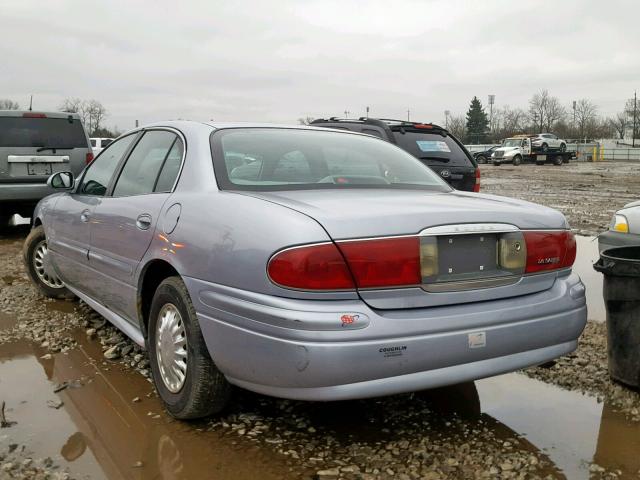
{"left": 528, "top": 90, "right": 566, "bottom": 132}
{"left": 609, "top": 113, "right": 628, "bottom": 140}
{"left": 447, "top": 114, "right": 466, "bottom": 142}
{"left": 59, "top": 97, "right": 83, "bottom": 114}
{"left": 86, "top": 99, "right": 107, "bottom": 133}
{"left": 0, "top": 99, "right": 20, "bottom": 110}
{"left": 498, "top": 106, "right": 527, "bottom": 139}
{"left": 574, "top": 99, "right": 598, "bottom": 140}
{"left": 297, "top": 116, "right": 315, "bottom": 125}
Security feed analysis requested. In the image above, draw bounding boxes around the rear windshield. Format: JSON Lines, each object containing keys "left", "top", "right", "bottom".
{"left": 0, "top": 117, "right": 88, "bottom": 149}
{"left": 211, "top": 128, "right": 451, "bottom": 192}
{"left": 391, "top": 130, "right": 472, "bottom": 167}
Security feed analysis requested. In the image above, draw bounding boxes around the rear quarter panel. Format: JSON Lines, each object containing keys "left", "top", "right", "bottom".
{"left": 138, "top": 191, "right": 359, "bottom": 301}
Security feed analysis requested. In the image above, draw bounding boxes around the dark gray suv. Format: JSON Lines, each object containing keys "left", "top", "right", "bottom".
{"left": 311, "top": 118, "right": 480, "bottom": 192}
{"left": 0, "top": 110, "right": 93, "bottom": 225}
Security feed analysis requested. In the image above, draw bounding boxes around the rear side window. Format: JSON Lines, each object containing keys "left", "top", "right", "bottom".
{"left": 0, "top": 117, "right": 88, "bottom": 148}
{"left": 80, "top": 134, "right": 136, "bottom": 196}
{"left": 391, "top": 131, "right": 472, "bottom": 167}
{"left": 154, "top": 138, "right": 184, "bottom": 192}
{"left": 113, "top": 130, "right": 178, "bottom": 197}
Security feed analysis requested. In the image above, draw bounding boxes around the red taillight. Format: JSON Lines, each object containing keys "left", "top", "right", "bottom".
{"left": 473, "top": 168, "right": 481, "bottom": 192}
{"left": 22, "top": 112, "right": 47, "bottom": 118}
{"left": 337, "top": 237, "right": 421, "bottom": 288}
{"left": 268, "top": 243, "right": 355, "bottom": 290}
{"left": 523, "top": 231, "right": 576, "bottom": 273}
{"left": 414, "top": 124, "right": 433, "bottom": 129}
{"left": 86, "top": 152, "right": 94, "bottom": 164}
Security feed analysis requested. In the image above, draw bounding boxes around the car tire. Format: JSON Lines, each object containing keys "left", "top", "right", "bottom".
{"left": 476, "top": 155, "right": 487, "bottom": 164}
{"left": 559, "top": 143, "right": 566, "bottom": 152}
{"left": 541, "top": 143, "right": 548, "bottom": 153}
{"left": 23, "top": 225, "right": 74, "bottom": 299}
{"left": 513, "top": 155, "right": 522, "bottom": 166}
{"left": 553, "top": 156, "right": 563, "bottom": 166}
{"left": 536, "top": 161, "right": 544, "bottom": 166}
{"left": 148, "top": 276, "right": 231, "bottom": 419}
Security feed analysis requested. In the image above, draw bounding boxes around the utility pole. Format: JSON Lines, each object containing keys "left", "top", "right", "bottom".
{"left": 28, "top": 95, "right": 33, "bottom": 111}
{"left": 572, "top": 100, "right": 576, "bottom": 139}
{"left": 407, "top": 109, "right": 410, "bottom": 121}
{"left": 444, "top": 110, "right": 450, "bottom": 129}
{"left": 488, "top": 95, "right": 495, "bottom": 139}
{"left": 633, "top": 91, "right": 637, "bottom": 148}
{"left": 343, "top": 109, "right": 350, "bottom": 118}
{"left": 366, "top": 106, "right": 369, "bottom": 118}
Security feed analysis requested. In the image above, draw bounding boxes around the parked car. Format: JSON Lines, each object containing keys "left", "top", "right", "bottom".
{"left": 0, "top": 110, "right": 93, "bottom": 226}
{"left": 598, "top": 200, "right": 640, "bottom": 252}
{"left": 473, "top": 146, "right": 499, "bottom": 164}
{"left": 90, "top": 137, "right": 114, "bottom": 156}
{"left": 531, "top": 133, "right": 566, "bottom": 153}
{"left": 311, "top": 117, "right": 480, "bottom": 192}
{"left": 24, "top": 121, "right": 586, "bottom": 419}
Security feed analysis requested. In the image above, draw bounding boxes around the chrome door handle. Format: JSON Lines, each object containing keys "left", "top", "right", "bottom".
{"left": 80, "top": 209, "right": 90, "bottom": 223}
{"left": 136, "top": 214, "right": 152, "bottom": 230}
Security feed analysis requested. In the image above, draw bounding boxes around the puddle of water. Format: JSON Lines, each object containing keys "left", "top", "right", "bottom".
{"left": 575, "top": 235, "right": 605, "bottom": 322}
{"left": 1, "top": 327, "right": 638, "bottom": 479}
{"left": 45, "top": 300, "right": 78, "bottom": 315}
{"left": 0, "top": 338, "right": 299, "bottom": 480}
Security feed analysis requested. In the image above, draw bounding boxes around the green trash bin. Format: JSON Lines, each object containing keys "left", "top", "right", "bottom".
{"left": 594, "top": 246, "right": 640, "bottom": 388}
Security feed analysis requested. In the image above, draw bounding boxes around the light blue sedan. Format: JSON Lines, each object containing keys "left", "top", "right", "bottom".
{"left": 23, "top": 121, "right": 587, "bottom": 419}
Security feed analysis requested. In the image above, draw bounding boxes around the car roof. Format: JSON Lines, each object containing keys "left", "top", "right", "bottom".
{"left": 0, "top": 110, "right": 81, "bottom": 119}
{"left": 134, "top": 120, "right": 373, "bottom": 136}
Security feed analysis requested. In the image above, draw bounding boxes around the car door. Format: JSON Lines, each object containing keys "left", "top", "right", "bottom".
{"left": 87, "top": 129, "right": 184, "bottom": 323}
{"left": 49, "top": 133, "right": 137, "bottom": 290}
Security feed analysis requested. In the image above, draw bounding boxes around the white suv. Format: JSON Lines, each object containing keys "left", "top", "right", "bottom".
{"left": 531, "top": 133, "right": 566, "bottom": 152}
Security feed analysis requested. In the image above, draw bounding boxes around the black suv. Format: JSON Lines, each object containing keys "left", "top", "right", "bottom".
{"left": 311, "top": 117, "right": 479, "bottom": 192}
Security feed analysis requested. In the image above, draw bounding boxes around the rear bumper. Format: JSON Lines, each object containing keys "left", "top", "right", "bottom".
{"left": 0, "top": 182, "right": 54, "bottom": 204}
{"left": 187, "top": 273, "right": 587, "bottom": 401}
{"left": 598, "top": 230, "right": 640, "bottom": 252}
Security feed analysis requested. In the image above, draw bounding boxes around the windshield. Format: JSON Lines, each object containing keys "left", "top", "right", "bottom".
{"left": 502, "top": 139, "right": 523, "bottom": 147}
{"left": 390, "top": 130, "right": 472, "bottom": 167}
{"left": 211, "top": 128, "right": 451, "bottom": 192}
{"left": 0, "top": 117, "right": 88, "bottom": 148}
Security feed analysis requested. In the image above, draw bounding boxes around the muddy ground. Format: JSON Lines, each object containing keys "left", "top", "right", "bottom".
{"left": 480, "top": 161, "right": 640, "bottom": 236}
{"left": 2, "top": 163, "right": 640, "bottom": 479}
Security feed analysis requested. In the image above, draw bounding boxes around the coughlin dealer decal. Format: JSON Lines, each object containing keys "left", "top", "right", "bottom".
{"left": 379, "top": 345, "right": 407, "bottom": 358}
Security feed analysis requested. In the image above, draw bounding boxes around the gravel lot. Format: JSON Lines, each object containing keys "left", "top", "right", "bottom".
{"left": 480, "top": 161, "right": 640, "bottom": 236}
{"left": 1, "top": 162, "right": 640, "bottom": 479}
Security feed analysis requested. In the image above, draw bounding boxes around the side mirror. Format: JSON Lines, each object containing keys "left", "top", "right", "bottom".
{"left": 48, "top": 171, "right": 75, "bottom": 190}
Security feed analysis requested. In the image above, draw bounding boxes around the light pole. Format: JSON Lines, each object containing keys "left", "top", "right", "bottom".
{"left": 343, "top": 110, "right": 350, "bottom": 118}
{"left": 366, "top": 106, "right": 370, "bottom": 119}
{"left": 444, "top": 110, "right": 450, "bottom": 129}
{"left": 407, "top": 109, "right": 410, "bottom": 122}
{"left": 633, "top": 91, "right": 637, "bottom": 148}
{"left": 572, "top": 100, "right": 576, "bottom": 139}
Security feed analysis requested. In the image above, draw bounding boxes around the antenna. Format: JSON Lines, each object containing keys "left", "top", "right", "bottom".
{"left": 29, "top": 95, "right": 33, "bottom": 111}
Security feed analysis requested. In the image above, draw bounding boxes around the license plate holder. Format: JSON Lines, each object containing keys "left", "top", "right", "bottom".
{"left": 27, "top": 163, "right": 53, "bottom": 176}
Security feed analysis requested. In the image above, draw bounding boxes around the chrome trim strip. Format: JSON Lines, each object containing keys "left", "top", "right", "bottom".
{"left": 8, "top": 155, "right": 69, "bottom": 163}
{"left": 419, "top": 223, "right": 519, "bottom": 236}
{"left": 421, "top": 276, "right": 519, "bottom": 293}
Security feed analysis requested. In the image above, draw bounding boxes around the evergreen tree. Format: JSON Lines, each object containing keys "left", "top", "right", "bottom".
{"left": 465, "top": 96, "right": 489, "bottom": 144}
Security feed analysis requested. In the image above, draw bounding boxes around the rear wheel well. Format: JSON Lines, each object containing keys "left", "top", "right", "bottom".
{"left": 138, "top": 260, "right": 179, "bottom": 338}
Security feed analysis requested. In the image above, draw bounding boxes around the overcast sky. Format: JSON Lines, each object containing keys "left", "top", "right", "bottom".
{"left": 2, "top": 0, "right": 638, "bottom": 131}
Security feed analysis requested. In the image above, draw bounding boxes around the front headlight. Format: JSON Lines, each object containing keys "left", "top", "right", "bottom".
{"left": 611, "top": 214, "right": 629, "bottom": 233}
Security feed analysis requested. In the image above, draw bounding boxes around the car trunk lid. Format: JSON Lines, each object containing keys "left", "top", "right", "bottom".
{"left": 240, "top": 189, "right": 569, "bottom": 309}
